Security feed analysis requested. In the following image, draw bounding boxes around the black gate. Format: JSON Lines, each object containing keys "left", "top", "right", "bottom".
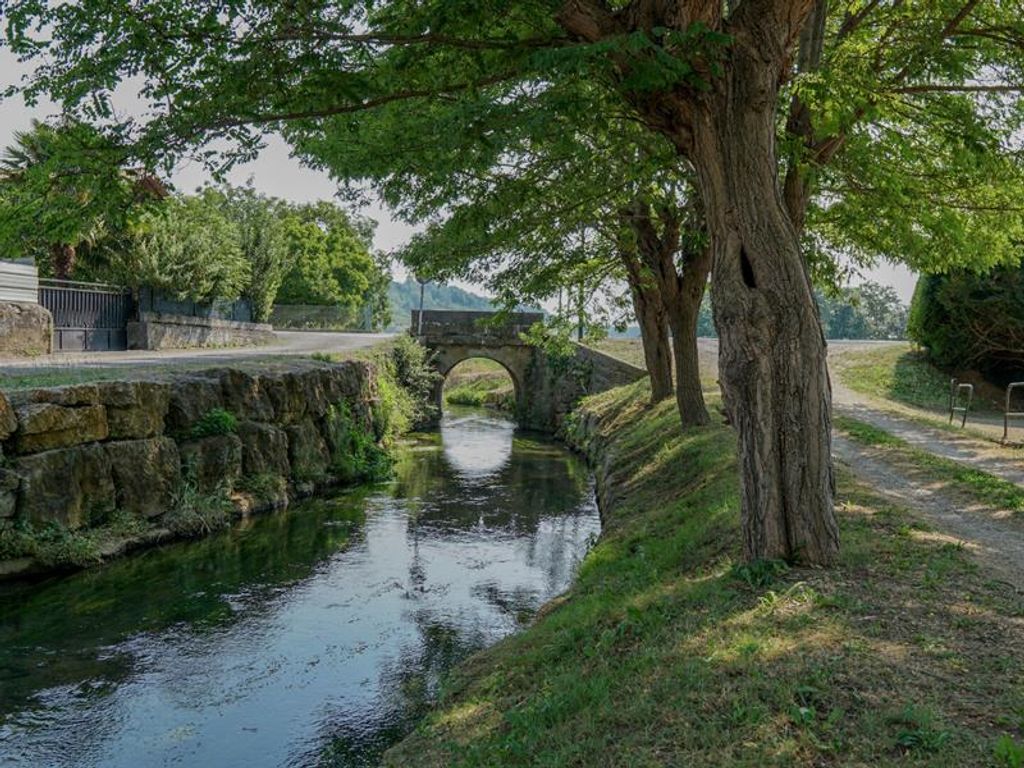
{"left": 39, "top": 279, "right": 133, "bottom": 352}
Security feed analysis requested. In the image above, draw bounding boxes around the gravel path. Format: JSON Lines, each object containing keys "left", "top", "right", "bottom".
{"left": 0, "top": 331, "right": 392, "bottom": 372}
{"left": 833, "top": 434, "right": 1024, "bottom": 591}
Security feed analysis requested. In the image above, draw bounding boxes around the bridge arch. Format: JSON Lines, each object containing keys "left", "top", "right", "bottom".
{"left": 431, "top": 347, "right": 529, "bottom": 418}
{"left": 414, "top": 310, "right": 647, "bottom": 432}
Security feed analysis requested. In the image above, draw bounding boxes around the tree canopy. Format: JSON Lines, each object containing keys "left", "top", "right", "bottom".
{"left": 6, "top": 0, "right": 1024, "bottom": 564}
{"left": 0, "top": 119, "right": 163, "bottom": 277}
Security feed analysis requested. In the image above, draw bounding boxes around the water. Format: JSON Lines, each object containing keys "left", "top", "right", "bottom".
{"left": 0, "top": 408, "right": 599, "bottom": 767}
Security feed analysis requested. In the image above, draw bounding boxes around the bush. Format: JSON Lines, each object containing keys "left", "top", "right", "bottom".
{"left": 377, "top": 335, "right": 441, "bottom": 433}
{"left": 908, "top": 267, "right": 1024, "bottom": 381}
{"left": 189, "top": 408, "right": 238, "bottom": 439}
{"left": 324, "top": 401, "right": 394, "bottom": 483}
{"left": 129, "top": 191, "right": 251, "bottom": 303}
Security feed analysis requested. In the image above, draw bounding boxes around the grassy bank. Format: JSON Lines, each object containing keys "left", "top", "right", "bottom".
{"left": 385, "top": 381, "right": 1024, "bottom": 767}
{"left": 834, "top": 343, "right": 1004, "bottom": 416}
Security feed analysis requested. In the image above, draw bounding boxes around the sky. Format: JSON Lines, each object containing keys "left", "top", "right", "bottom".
{"left": 0, "top": 48, "right": 919, "bottom": 301}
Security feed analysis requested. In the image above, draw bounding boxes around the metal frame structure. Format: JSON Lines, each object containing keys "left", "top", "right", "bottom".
{"left": 1004, "top": 382, "right": 1024, "bottom": 444}
{"left": 948, "top": 378, "right": 974, "bottom": 428}
{"left": 38, "top": 278, "right": 133, "bottom": 352}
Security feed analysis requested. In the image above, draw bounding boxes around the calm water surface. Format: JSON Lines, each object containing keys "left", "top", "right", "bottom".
{"left": 0, "top": 408, "right": 599, "bottom": 767}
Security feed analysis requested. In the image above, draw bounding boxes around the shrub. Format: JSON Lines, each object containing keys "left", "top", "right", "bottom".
{"left": 908, "top": 266, "right": 1024, "bottom": 382}
{"left": 325, "top": 401, "right": 393, "bottom": 483}
{"left": 375, "top": 335, "right": 441, "bottom": 434}
{"left": 189, "top": 408, "right": 238, "bottom": 439}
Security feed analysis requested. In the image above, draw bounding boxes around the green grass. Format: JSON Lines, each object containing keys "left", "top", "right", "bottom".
{"left": 836, "top": 344, "right": 1000, "bottom": 414}
{"left": 443, "top": 358, "right": 515, "bottom": 411}
{"left": 837, "top": 414, "right": 1024, "bottom": 515}
{"left": 384, "top": 380, "right": 1024, "bottom": 767}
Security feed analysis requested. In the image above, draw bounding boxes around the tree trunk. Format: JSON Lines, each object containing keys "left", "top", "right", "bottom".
{"left": 660, "top": 247, "right": 711, "bottom": 429}
{"left": 688, "top": 42, "right": 839, "bottom": 566}
{"left": 51, "top": 243, "right": 76, "bottom": 280}
{"left": 631, "top": 205, "right": 712, "bottom": 428}
{"left": 556, "top": 0, "right": 838, "bottom": 565}
{"left": 620, "top": 250, "right": 674, "bottom": 403}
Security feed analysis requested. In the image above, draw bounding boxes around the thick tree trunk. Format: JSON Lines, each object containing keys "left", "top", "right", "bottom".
{"left": 51, "top": 243, "right": 76, "bottom": 280}
{"left": 688, "top": 44, "right": 839, "bottom": 566}
{"left": 556, "top": 0, "right": 837, "bottom": 565}
{"left": 620, "top": 250, "right": 674, "bottom": 403}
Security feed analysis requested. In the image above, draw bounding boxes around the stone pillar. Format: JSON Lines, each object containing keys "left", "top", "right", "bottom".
{"left": 0, "top": 302, "right": 53, "bottom": 357}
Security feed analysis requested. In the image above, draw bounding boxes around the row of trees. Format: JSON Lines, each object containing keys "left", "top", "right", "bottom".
{"left": 0, "top": 122, "right": 390, "bottom": 327}
{"left": 5, "top": 1, "right": 1024, "bottom": 565}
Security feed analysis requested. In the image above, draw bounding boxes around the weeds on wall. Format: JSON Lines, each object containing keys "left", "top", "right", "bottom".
{"left": 378, "top": 335, "right": 441, "bottom": 433}
{"left": 325, "top": 401, "right": 393, "bottom": 484}
{"left": 0, "top": 509, "right": 148, "bottom": 567}
{"left": 166, "top": 466, "right": 234, "bottom": 537}
{"left": 189, "top": 407, "right": 238, "bottom": 439}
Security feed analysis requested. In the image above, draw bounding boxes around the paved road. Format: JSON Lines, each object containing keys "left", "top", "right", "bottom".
{"left": 0, "top": 331, "right": 394, "bottom": 372}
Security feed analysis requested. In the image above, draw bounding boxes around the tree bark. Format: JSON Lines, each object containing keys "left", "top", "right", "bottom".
{"left": 619, "top": 248, "right": 674, "bottom": 403}
{"left": 661, "top": 246, "right": 711, "bottom": 430}
{"left": 557, "top": 0, "right": 839, "bottom": 565}
{"left": 51, "top": 243, "right": 76, "bottom": 280}
{"left": 629, "top": 202, "right": 711, "bottom": 428}
{"left": 687, "top": 36, "right": 839, "bottom": 566}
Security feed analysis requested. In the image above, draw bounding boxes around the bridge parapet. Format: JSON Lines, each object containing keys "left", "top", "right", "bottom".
{"left": 412, "top": 310, "right": 544, "bottom": 346}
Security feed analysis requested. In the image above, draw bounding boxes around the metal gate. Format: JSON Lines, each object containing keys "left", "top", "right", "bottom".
{"left": 38, "top": 279, "right": 133, "bottom": 352}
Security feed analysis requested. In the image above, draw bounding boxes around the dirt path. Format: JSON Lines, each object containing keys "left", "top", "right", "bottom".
{"left": 833, "top": 434, "right": 1024, "bottom": 591}
{"left": 826, "top": 343, "right": 1024, "bottom": 487}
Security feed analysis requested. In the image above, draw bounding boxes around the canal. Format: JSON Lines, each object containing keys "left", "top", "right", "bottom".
{"left": 0, "top": 407, "right": 599, "bottom": 767}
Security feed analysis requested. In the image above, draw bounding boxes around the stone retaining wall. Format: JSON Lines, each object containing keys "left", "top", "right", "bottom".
{"left": 127, "top": 311, "right": 277, "bottom": 350}
{"left": 0, "top": 361, "right": 378, "bottom": 577}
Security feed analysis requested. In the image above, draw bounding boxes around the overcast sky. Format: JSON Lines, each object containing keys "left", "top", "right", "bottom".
{"left": 0, "top": 47, "right": 918, "bottom": 301}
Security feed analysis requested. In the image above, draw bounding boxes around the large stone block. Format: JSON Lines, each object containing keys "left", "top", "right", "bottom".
{"left": 166, "top": 375, "right": 224, "bottom": 434}
{"left": 219, "top": 369, "right": 275, "bottom": 422}
{"left": 0, "top": 302, "right": 52, "bottom": 356}
{"left": 237, "top": 421, "right": 290, "bottom": 477}
{"left": 0, "top": 390, "right": 16, "bottom": 441}
{"left": 17, "top": 383, "right": 100, "bottom": 406}
{"left": 98, "top": 380, "right": 171, "bottom": 439}
{"left": 106, "top": 437, "right": 181, "bottom": 518}
{"left": 14, "top": 402, "right": 108, "bottom": 453}
{"left": 286, "top": 418, "right": 330, "bottom": 481}
{"left": 265, "top": 371, "right": 314, "bottom": 424}
{"left": 14, "top": 444, "right": 116, "bottom": 527}
{"left": 0, "top": 468, "right": 19, "bottom": 518}
{"left": 179, "top": 433, "right": 242, "bottom": 494}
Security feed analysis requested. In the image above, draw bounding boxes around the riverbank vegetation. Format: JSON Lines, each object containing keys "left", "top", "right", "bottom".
{"left": 385, "top": 382, "right": 1024, "bottom": 766}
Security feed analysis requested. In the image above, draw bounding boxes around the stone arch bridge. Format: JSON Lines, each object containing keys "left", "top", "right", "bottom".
{"left": 412, "top": 310, "right": 647, "bottom": 432}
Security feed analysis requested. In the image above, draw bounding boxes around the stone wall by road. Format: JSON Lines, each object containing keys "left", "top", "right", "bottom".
{"left": 0, "top": 360, "right": 377, "bottom": 577}
{"left": 127, "top": 311, "right": 277, "bottom": 350}
{"left": 0, "top": 302, "right": 53, "bottom": 357}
